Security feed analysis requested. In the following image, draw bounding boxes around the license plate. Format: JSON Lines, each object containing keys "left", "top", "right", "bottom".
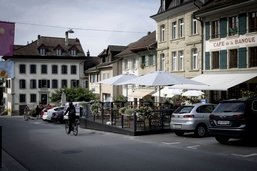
{"left": 174, "top": 125, "right": 182, "bottom": 129}
{"left": 217, "top": 120, "right": 230, "bottom": 125}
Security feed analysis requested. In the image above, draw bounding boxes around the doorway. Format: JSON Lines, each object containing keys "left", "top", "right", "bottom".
{"left": 41, "top": 94, "right": 48, "bottom": 105}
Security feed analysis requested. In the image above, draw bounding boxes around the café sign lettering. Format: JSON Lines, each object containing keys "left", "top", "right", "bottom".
{"left": 206, "top": 35, "right": 257, "bottom": 51}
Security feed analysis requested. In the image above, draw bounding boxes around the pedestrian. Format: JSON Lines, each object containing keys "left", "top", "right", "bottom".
{"left": 36, "top": 105, "right": 40, "bottom": 118}
{"left": 64, "top": 102, "right": 76, "bottom": 134}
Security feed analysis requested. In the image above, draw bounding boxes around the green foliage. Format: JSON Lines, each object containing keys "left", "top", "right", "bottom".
{"left": 240, "top": 89, "right": 257, "bottom": 98}
{"left": 114, "top": 95, "right": 127, "bottom": 103}
{"left": 90, "top": 100, "right": 101, "bottom": 116}
{"left": 50, "top": 87, "right": 97, "bottom": 103}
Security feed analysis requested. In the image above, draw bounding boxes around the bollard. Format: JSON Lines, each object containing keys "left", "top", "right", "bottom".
{"left": 0, "top": 126, "right": 2, "bottom": 168}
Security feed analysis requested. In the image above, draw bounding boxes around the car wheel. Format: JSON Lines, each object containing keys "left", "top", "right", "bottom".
{"left": 174, "top": 131, "right": 184, "bottom": 136}
{"left": 195, "top": 125, "right": 207, "bottom": 137}
{"left": 215, "top": 136, "right": 229, "bottom": 144}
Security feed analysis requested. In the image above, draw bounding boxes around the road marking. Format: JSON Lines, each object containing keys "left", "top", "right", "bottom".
{"left": 232, "top": 153, "right": 257, "bottom": 158}
{"left": 187, "top": 145, "right": 200, "bottom": 149}
{"left": 162, "top": 142, "right": 181, "bottom": 145}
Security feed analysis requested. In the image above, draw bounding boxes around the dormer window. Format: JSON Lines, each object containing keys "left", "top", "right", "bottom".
{"left": 54, "top": 45, "right": 63, "bottom": 56}
{"left": 56, "top": 49, "right": 62, "bottom": 56}
{"left": 38, "top": 44, "right": 47, "bottom": 56}
{"left": 70, "top": 49, "right": 77, "bottom": 56}
{"left": 39, "top": 48, "right": 46, "bottom": 56}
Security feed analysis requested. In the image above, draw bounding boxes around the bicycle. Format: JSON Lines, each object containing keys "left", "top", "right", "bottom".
{"left": 65, "top": 118, "right": 79, "bottom": 136}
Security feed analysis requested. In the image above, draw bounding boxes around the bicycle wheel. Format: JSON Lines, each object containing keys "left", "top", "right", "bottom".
{"left": 73, "top": 123, "right": 78, "bottom": 136}
{"left": 65, "top": 121, "right": 69, "bottom": 134}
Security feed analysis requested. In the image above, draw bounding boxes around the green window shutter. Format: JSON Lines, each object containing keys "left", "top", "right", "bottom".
{"left": 220, "top": 18, "right": 227, "bottom": 38}
{"left": 239, "top": 13, "right": 246, "bottom": 35}
{"left": 205, "top": 52, "right": 210, "bottom": 70}
{"left": 205, "top": 22, "right": 210, "bottom": 40}
{"left": 153, "top": 54, "right": 156, "bottom": 65}
{"left": 220, "top": 50, "right": 227, "bottom": 69}
{"left": 239, "top": 48, "right": 247, "bottom": 68}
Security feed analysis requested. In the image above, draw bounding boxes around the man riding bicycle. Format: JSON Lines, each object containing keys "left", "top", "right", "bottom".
{"left": 64, "top": 102, "right": 76, "bottom": 134}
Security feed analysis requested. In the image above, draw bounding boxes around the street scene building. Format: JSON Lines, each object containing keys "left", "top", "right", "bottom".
{"left": 191, "top": 0, "right": 257, "bottom": 102}
{"left": 2, "top": 33, "right": 99, "bottom": 115}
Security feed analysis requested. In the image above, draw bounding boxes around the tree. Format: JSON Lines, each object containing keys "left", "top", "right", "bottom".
{"left": 50, "top": 87, "right": 97, "bottom": 103}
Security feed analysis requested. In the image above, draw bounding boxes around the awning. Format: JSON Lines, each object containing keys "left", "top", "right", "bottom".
{"left": 129, "top": 89, "right": 155, "bottom": 98}
{"left": 171, "top": 73, "right": 257, "bottom": 91}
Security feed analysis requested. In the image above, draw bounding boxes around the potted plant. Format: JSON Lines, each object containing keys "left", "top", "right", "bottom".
{"left": 90, "top": 100, "right": 101, "bottom": 116}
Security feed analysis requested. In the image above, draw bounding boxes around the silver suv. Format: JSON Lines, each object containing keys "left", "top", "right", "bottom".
{"left": 170, "top": 103, "right": 216, "bottom": 137}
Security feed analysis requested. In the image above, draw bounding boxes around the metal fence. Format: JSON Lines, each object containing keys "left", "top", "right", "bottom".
{"left": 81, "top": 101, "right": 175, "bottom": 134}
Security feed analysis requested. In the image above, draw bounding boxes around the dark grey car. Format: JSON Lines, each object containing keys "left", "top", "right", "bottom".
{"left": 209, "top": 96, "right": 257, "bottom": 144}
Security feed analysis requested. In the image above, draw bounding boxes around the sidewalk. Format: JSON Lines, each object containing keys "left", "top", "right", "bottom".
{"left": 1, "top": 150, "right": 27, "bottom": 171}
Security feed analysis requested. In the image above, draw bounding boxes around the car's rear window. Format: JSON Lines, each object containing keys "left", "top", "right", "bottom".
{"left": 174, "top": 106, "right": 194, "bottom": 114}
{"left": 212, "top": 102, "right": 245, "bottom": 113}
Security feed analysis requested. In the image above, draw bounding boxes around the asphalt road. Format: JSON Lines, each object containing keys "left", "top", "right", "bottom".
{"left": 1, "top": 116, "right": 257, "bottom": 171}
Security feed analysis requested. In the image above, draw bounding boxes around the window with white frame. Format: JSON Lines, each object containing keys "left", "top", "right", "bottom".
{"left": 192, "top": 18, "right": 198, "bottom": 35}
{"left": 39, "top": 48, "right": 46, "bottom": 56}
{"left": 211, "top": 20, "right": 219, "bottom": 39}
{"left": 19, "top": 94, "right": 26, "bottom": 103}
{"left": 124, "top": 59, "right": 129, "bottom": 70}
{"left": 56, "top": 49, "right": 62, "bottom": 56}
{"left": 249, "top": 11, "right": 257, "bottom": 32}
{"left": 172, "top": 51, "right": 177, "bottom": 71}
{"left": 172, "top": 21, "right": 177, "bottom": 39}
{"left": 229, "top": 16, "right": 238, "bottom": 36}
{"left": 102, "top": 73, "right": 107, "bottom": 80}
{"left": 30, "top": 94, "right": 36, "bottom": 103}
{"left": 178, "top": 50, "right": 184, "bottom": 71}
{"left": 160, "top": 25, "right": 165, "bottom": 42}
{"left": 70, "top": 49, "right": 77, "bottom": 56}
{"left": 178, "top": 18, "right": 184, "bottom": 38}
{"left": 19, "top": 79, "right": 26, "bottom": 89}
{"left": 192, "top": 48, "right": 198, "bottom": 70}
{"left": 132, "top": 58, "right": 136, "bottom": 69}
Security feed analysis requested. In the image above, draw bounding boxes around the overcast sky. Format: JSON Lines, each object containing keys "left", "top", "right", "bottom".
{"left": 0, "top": 0, "right": 159, "bottom": 56}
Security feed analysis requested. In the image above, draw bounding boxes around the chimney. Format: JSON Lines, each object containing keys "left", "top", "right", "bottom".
{"left": 37, "top": 35, "right": 41, "bottom": 46}
{"left": 87, "top": 50, "right": 90, "bottom": 57}
{"left": 65, "top": 29, "right": 74, "bottom": 46}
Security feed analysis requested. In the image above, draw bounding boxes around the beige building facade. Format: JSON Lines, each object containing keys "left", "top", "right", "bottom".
{"left": 151, "top": 0, "right": 203, "bottom": 78}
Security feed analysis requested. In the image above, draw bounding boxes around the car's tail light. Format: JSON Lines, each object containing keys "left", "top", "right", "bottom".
{"left": 232, "top": 114, "right": 245, "bottom": 121}
{"left": 183, "top": 115, "right": 194, "bottom": 118}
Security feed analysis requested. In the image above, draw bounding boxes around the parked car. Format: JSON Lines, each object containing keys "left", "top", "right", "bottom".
{"left": 42, "top": 106, "right": 65, "bottom": 121}
{"left": 170, "top": 103, "right": 216, "bottom": 137}
{"left": 209, "top": 96, "right": 257, "bottom": 144}
{"left": 40, "top": 105, "right": 54, "bottom": 119}
{"left": 51, "top": 107, "right": 66, "bottom": 123}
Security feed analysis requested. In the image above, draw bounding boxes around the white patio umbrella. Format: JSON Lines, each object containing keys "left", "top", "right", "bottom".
{"left": 98, "top": 74, "right": 137, "bottom": 98}
{"left": 152, "top": 87, "right": 183, "bottom": 98}
{"left": 182, "top": 90, "right": 204, "bottom": 97}
{"left": 120, "top": 71, "right": 206, "bottom": 102}
{"left": 121, "top": 71, "right": 205, "bottom": 86}
{"left": 98, "top": 74, "right": 137, "bottom": 85}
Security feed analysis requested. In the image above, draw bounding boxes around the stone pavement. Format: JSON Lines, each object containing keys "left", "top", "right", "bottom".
{"left": 1, "top": 150, "right": 27, "bottom": 171}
